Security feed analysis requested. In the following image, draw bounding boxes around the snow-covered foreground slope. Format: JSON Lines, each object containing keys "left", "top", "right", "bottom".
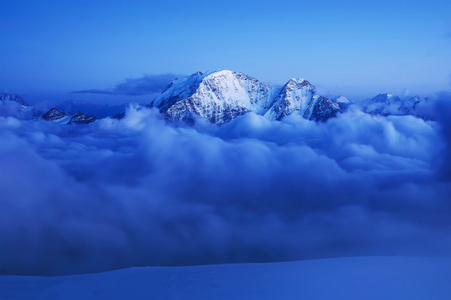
{"left": 1, "top": 257, "right": 450, "bottom": 300}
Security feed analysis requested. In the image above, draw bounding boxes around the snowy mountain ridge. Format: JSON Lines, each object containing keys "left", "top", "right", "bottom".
{"left": 42, "top": 107, "right": 97, "bottom": 124}
{"left": 150, "top": 70, "right": 343, "bottom": 125}
{"left": 360, "top": 93, "right": 433, "bottom": 119}
{"left": 0, "top": 93, "right": 29, "bottom": 106}
{"left": 0, "top": 92, "right": 37, "bottom": 119}
{"left": 1, "top": 75, "right": 438, "bottom": 125}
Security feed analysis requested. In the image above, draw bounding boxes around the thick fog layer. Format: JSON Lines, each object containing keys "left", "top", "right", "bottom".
{"left": 0, "top": 97, "right": 450, "bottom": 275}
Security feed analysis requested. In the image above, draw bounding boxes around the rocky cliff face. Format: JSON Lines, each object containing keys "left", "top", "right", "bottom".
{"left": 42, "top": 108, "right": 67, "bottom": 121}
{"left": 68, "top": 112, "right": 97, "bottom": 124}
{"left": 264, "top": 79, "right": 343, "bottom": 122}
{"left": 149, "top": 70, "right": 343, "bottom": 125}
{"left": 151, "top": 70, "right": 275, "bottom": 125}
{"left": 0, "top": 93, "right": 29, "bottom": 106}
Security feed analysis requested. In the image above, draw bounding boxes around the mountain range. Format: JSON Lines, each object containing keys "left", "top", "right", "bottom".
{"left": 150, "top": 70, "right": 343, "bottom": 124}
{"left": 0, "top": 70, "right": 435, "bottom": 125}
{"left": 360, "top": 93, "right": 434, "bottom": 120}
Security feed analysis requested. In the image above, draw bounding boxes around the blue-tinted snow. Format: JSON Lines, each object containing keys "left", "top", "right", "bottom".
{"left": 1, "top": 257, "right": 450, "bottom": 300}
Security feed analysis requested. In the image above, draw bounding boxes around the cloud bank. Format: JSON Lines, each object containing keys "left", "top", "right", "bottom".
{"left": 73, "top": 74, "right": 180, "bottom": 96}
{"left": 0, "top": 99, "right": 450, "bottom": 275}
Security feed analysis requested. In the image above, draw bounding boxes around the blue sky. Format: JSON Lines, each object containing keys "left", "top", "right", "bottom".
{"left": 1, "top": 0, "right": 450, "bottom": 104}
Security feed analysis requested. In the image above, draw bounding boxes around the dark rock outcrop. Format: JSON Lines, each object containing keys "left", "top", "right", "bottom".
{"left": 68, "top": 112, "right": 97, "bottom": 124}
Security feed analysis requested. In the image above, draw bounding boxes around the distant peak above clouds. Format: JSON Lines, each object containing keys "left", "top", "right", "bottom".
{"left": 1, "top": 93, "right": 29, "bottom": 106}
{"left": 42, "top": 107, "right": 67, "bottom": 121}
{"left": 0, "top": 93, "right": 38, "bottom": 120}
{"left": 360, "top": 93, "right": 434, "bottom": 119}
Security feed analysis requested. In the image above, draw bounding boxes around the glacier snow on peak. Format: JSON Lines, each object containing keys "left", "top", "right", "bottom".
{"left": 149, "top": 70, "right": 344, "bottom": 125}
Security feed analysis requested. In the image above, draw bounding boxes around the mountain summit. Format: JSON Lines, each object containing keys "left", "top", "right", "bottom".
{"left": 0, "top": 93, "right": 29, "bottom": 107}
{"left": 149, "top": 70, "right": 343, "bottom": 125}
{"left": 360, "top": 93, "right": 433, "bottom": 119}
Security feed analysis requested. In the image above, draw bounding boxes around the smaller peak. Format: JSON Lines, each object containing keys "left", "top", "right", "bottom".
{"left": 367, "top": 93, "right": 402, "bottom": 105}
{"left": 334, "top": 96, "right": 351, "bottom": 104}
{"left": 0, "top": 93, "right": 29, "bottom": 106}
{"left": 284, "top": 78, "right": 313, "bottom": 89}
{"left": 376, "top": 93, "right": 397, "bottom": 98}
{"left": 68, "top": 112, "right": 97, "bottom": 124}
{"left": 42, "top": 107, "right": 67, "bottom": 121}
{"left": 372, "top": 93, "right": 393, "bottom": 100}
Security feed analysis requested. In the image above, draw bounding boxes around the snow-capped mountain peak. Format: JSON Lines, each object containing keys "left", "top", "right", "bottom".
{"left": 359, "top": 93, "right": 432, "bottom": 119}
{"left": 0, "top": 93, "right": 29, "bottom": 107}
{"left": 42, "top": 107, "right": 67, "bottom": 121}
{"left": 0, "top": 93, "right": 36, "bottom": 119}
{"left": 150, "top": 70, "right": 275, "bottom": 124}
{"left": 334, "top": 96, "right": 352, "bottom": 105}
{"left": 149, "top": 70, "right": 344, "bottom": 124}
{"left": 263, "top": 77, "right": 343, "bottom": 122}
{"left": 68, "top": 112, "right": 97, "bottom": 124}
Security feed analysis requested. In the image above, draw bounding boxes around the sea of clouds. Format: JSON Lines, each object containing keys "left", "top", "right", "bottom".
{"left": 0, "top": 95, "right": 450, "bottom": 275}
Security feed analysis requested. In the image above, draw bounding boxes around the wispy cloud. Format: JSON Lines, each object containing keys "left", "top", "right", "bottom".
{"left": 73, "top": 74, "right": 181, "bottom": 96}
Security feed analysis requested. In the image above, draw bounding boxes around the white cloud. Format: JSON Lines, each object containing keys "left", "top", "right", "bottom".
{"left": 0, "top": 102, "right": 450, "bottom": 275}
